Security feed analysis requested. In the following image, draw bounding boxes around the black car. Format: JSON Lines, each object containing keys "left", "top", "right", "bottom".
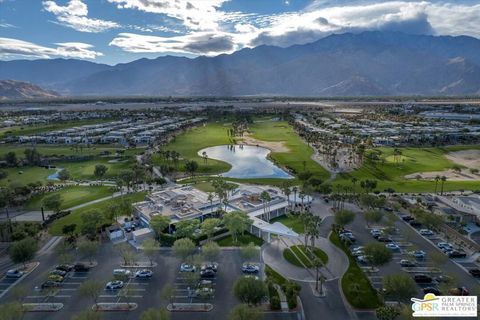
{"left": 469, "top": 268, "right": 480, "bottom": 278}
{"left": 448, "top": 251, "right": 467, "bottom": 259}
{"left": 414, "top": 274, "right": 432, "bottom": 283}
{"left": 200, "top": 269, "right": 216, "bottom": 279}
{"left": 402, "top": 216, "right": 414, "bottom": 221}
{"left": 423, "top": 287, "right": 441, "bottom": 295}
{"left": 377, "top": 236, "right": 393, "bottom": 243}
{"left": 409, "top": 220, "right": 422, "bottom": 227}
{"left": 74, "top": 263, "right": 90, "bottom": 272}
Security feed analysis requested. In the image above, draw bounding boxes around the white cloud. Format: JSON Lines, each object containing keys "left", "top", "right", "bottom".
{"left": 107, "top": 0, "right": 231, "bottom": 31}
{"left": 0, "top": 37, "right": 103, "bottom": 59}
{"left": 43, "top": 0, "right": 120, "bottom": 33}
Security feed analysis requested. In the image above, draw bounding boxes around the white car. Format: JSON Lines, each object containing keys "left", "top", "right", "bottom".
{"left": 180, "top": 263, "right": 196, "bottom": 272}
{"left": 437, "top": 242, "right": 452, "bottom": 250}
{"left": 386, "top": 243, "right": 400, "bottom": 251}
{"left": 135, "top": 269, "right": 153, "bottom": 278}
{"left": 419, "top": 229, "right": 434, "bottom": 236}
{"left": 410, "top": 250, "right": 427, "bottom": 259}
{"left": 105, "top": 280, "right": 124, "bottom": 290}
{"left": 113, "top": 269, "right": 131, "bottom": 277}
{"left": 241, "top": 263, "right": 260, "bottom": 274}
{"left": 351, "top": 246, "right": 364, "bottom": 252}
{"left": 6, "top": 269, "right": 24, "bottom": 278}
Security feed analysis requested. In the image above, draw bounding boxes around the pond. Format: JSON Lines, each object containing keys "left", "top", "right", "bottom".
{"left": 198, "top": 145, "right": 293, "bottom": 179}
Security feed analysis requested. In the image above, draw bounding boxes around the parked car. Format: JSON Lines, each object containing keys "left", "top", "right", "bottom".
{"left": 352, "top": 250, "right": 364, "bottom": 257}
{"left": 113, "top": 269, "right": 132, "bottom": 277}
{"left": 437, "top": 242, "right": 452, "bottom": 250}
{"left": 400, "top": 259, "right": 416, "bottom": 267}
{"left": 414, "top": 274, "right": 432, "bottom": 283}
{"left": 449, "top": 287, "right": 469, "bottom": 296}
{"left": 41, "top": 280, "right": 61, "bottom": 289}
{"left": 73, "top": 264, "right": 90, "bottom": 272}
{"left": 410, "top": 250, "right": 427, "bottom": 259}
{"left": 201, "top": 263, "right": 218, "bottom": 273}
{"left": 419, "top": 229, "right": 434, "bottom": 236}
{"left": 385, "top": 243, "right": 401, "bottom": 251}
{"left": 409, "top": 220, "right": 422, "bottom": 227}
{"left": 105, "top": 280, "right": 124, "bottom": 290}
{"left": 402, "top": 216, "right": 414, "bottom": 221}
{"left": 340, "top": 233, "right": 356, "bottom": 242}
{"left": 6, "top": 269, "right": 24, "bottom": 278}
{"left": 377, "top": 236, "right": 393, "bottom": 243}
{"left": 200, "top": 269, "right": 216, "bottom": 279}
{"left": 448, "top": 251, "right": 467, "bottom": 259}
{"left": 434, "top": 275, "right": 452, "bottom": 283}
{"left": 468, "top": 268, "right": 480, "bottom": 278}
{"left": 423, "top": 287, "right": 441, "bottom": 295}
{"left": 356, "top": 255, "right": 372, "bottom": 264}
{"left": 241, "top": 263, "right": 260, "bottom": 274}
{"left": 50, "top": 269, "right": 67, "bottom": 277}
{"left": 197, "top": 279, "right": 213, "bottom": 288}
{"left": 134, "top": 269, "right": 153, "bottom": 278}
{"left": 48, "top": 274, "right": 64, "bottom": 282}
{"left": 192, "top": 287, "right": 215, "bottom": 298}
{"left": 351, "top": 246, "right": 364, "bottom": 253}
{"left": 180, "top": 263, "right": 196, "bottom": 272}
{"left": 55, "top": 264, "right": 73, "bottom": 272}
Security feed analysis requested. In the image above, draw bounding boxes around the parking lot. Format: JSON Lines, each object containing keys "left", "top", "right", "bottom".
{"left": 342, "top": 201, "right": 480, "bottom": 299}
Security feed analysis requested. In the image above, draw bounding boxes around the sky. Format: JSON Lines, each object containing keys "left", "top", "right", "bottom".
{"left": 1, "top": 0, "right": 480, "bottom": 65}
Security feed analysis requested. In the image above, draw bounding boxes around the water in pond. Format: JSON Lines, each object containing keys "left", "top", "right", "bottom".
{"left": 198, "top": 145, "right": 293, "bottom": 179}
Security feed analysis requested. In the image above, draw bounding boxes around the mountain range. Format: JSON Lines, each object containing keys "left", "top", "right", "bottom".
{"left": 1, "top": 31, "right": 480, "bottom": 97}
{"left": 0, "top": 80, "right": 58, "bottom": 100}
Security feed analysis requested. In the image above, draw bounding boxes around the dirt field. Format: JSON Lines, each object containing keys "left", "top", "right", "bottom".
{"left": 405, "top": 149, "right": 480, "bottom": 181}
{"left": 239, "top": 134, "right": 290, "bottom": 152}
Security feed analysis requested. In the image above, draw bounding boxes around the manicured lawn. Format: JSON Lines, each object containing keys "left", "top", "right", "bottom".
{"left": 159, "top": 118, "right": 328, "bottom": 185}
{"left": 265, "top": 264, "right": 287, "bottom": 286}
{"left": 329, "top": 232, "right": 381, "bottom": 309}
{"left": 0, "top": 144, "right": 138, "bottom": 158}
{"left": 153, "top": 122, "right": 233, "bottom": 174}
{"left": 0, "top": 166, "right": 55, "bottom": 186}
{"left": 270, "top": 215, "right": 304, "bottom": 234}
{"left": 25, "top": 186, "right": 114, "bottom": 210}
{"left": 216, "top": 233, "right": 264, "bottom": 247}
{"left": 57, "top": 158, "right": 133, "bottom": 180}
{"left": 334, "top": 146, "right": 480, "bottom": 192}
{"left": 49, "top": 192, "right": 147, "bottom": 235}
{"left": 248, "top": 120, "right": 329, "bottom": 181}
{"left": 184, "top": 179, "right": 238, "bottom": 193}
{"left": 283, "top": 245, "right": 328, "bottom": 268}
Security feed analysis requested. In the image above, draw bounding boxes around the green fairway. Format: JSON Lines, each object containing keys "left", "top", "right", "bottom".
{"left": 25, "top": 185, "right": 114, "bottom": 210}
{"left": 49, "top": 191, "right": 147, "bottom": 235}
{"left": 0, "top": 144, "right": 141, "bottom": 158}
{"left": 247, "top": 120, "right": 329, "bottom": 181}
{"left": 0, "top": 166, "right": 55, "bottom": 186}
{"left": 156, "top": 118, "right": 329, "bottom": 184}
{"left": 57, "top": 158, "right": 134, "bottom": 180}
{"left": 334, "top": 146, "right": 480, "bottom": 192}
{"left": 153, "top": 122, "right": 232, "bottom": 174}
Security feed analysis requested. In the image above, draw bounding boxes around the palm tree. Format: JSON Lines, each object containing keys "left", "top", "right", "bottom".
{"left": 292, "top": 186, "right": 298, "bottom": 211}
{"left": 440, "top": 176, "right": 447, "bottom": 195}
{"left": 260, "top": 191, "right": 272, "bottom": 221}
{"left": 434, "top": 175, "right": 440, "bottom": 194}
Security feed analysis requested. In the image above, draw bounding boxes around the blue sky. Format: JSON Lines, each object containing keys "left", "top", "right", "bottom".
{"left": 1, "top": 0, "right": 480, "bottom": 65}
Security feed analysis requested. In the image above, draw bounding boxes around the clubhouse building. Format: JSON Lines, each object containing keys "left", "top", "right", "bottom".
{"left": 133, "top": 184, "right": 299, "bottom": 242}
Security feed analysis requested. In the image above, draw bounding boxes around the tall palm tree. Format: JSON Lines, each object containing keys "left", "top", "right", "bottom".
{"left": 292, "top": 186, "right": 298, "bottom": 211}
{"left": 440, "top": 176, "right": 447, "bottom": 195}
{"left": 434, "top": 175, "right": 440, "bottom": 194}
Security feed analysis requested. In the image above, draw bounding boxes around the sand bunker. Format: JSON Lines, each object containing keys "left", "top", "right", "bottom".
{"left": 239, "top": 134, "right": 289, "bottom": 153}
{"left": 405, "top": 149, "right": 480, "bottom": 181}
{"left": 445, "top": 150, "right": 480, "bottom": 169}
